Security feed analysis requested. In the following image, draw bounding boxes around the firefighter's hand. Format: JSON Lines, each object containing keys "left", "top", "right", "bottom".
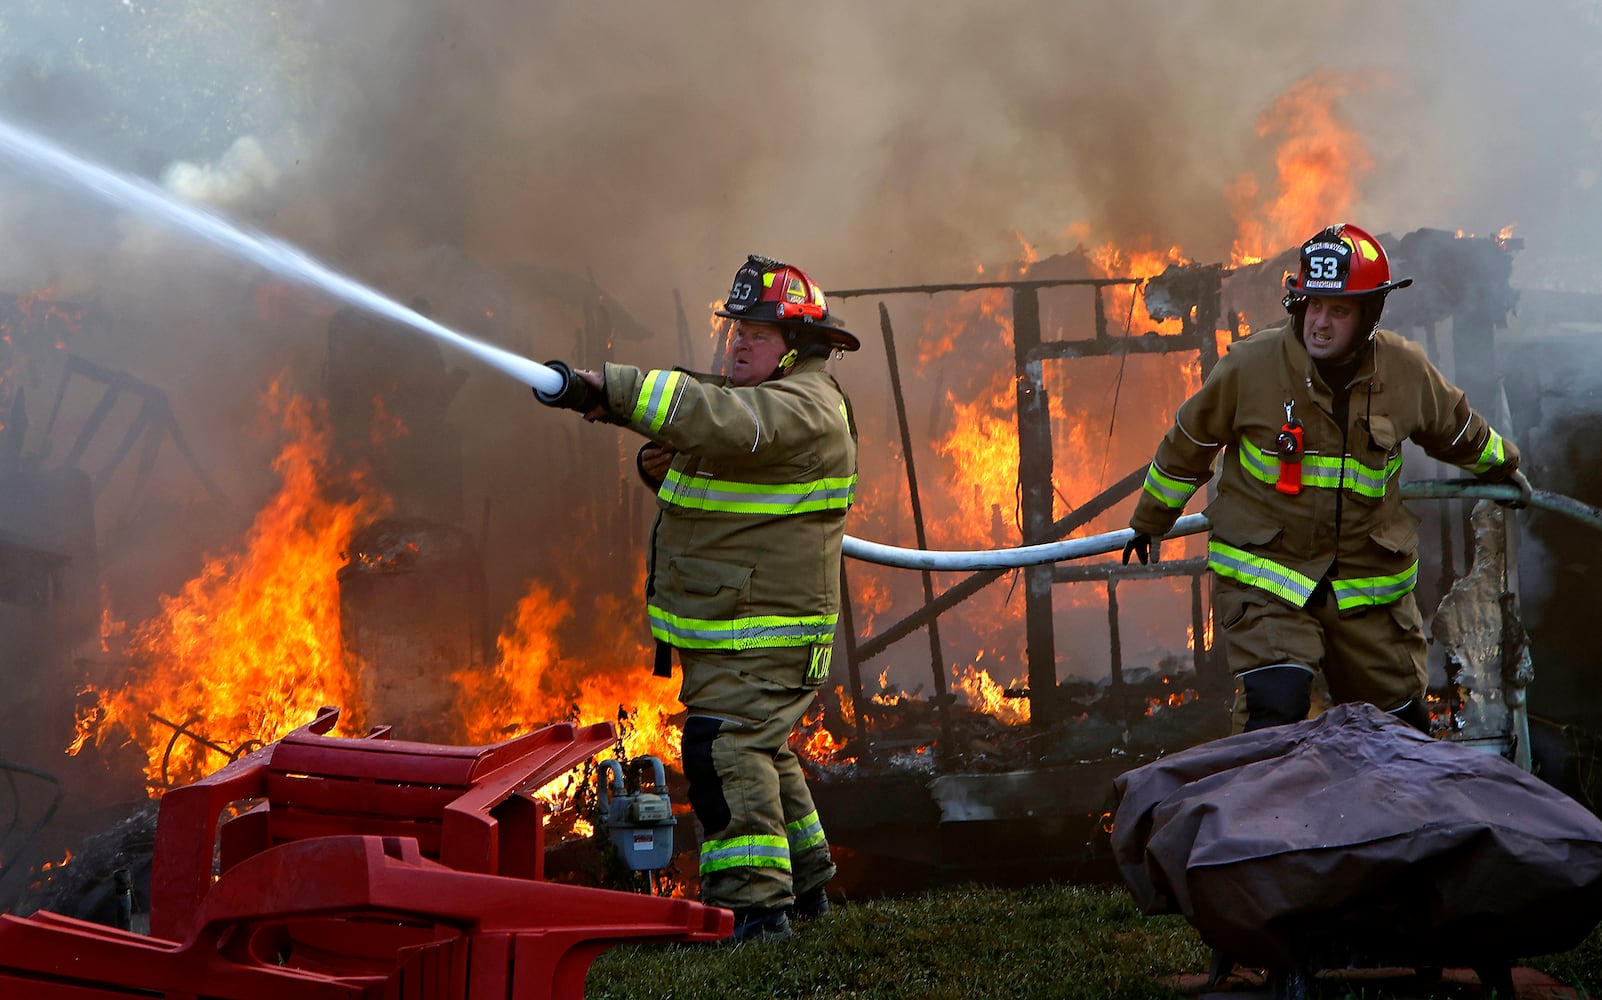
{"left": 1498, "top": 469, "right": 1534, "bottom": 510}
{"left": 636, "top": 442, "right": 676, "bottom": 488}
{"left": 1122, "top": 532, "right": 1151, "bottom": 566}
{"left": 534, "top": 359, "right": 605, "bottom": 416}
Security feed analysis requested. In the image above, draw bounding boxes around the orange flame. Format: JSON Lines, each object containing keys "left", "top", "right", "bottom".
{"left": 953, "top": 662, "right": 1029, "bottom": 726}
{"left": 71, "top": 377, "right": 374, "bottom": 791}
{"left": 455, "top": 579, "right": 682, "bottom": 767}
{"left": 1229, "top": 71, "right": 1375, "bottom": 266}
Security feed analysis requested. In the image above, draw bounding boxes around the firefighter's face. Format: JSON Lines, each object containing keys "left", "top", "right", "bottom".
{"left": 729, "top": 321, "right": 790, "bottom": 387}
{"left": 1302, "top": 296, "right": 1364, "bottom": 364}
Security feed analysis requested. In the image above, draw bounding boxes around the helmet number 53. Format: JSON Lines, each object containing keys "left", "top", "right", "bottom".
{"left": 1308, "top": 255, "right": 1341, "bottom": 280}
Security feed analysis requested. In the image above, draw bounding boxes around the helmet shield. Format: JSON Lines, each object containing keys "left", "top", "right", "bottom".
{"left": 1284, "top": 224, "right": 1414, "bottom": 299}
{"left": 714, "top": 254, "right": 860, "bottom": 351}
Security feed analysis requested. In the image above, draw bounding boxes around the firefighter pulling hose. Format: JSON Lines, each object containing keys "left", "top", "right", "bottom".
{"left": 1122, "top": 222, "right": 1534, "bottom": 735}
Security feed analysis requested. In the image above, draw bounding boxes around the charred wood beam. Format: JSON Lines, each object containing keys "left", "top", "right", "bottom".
{"left": 1013, "top": 287, "right": 1058, "bottom": 727}
{"left": 1051, "top": 557, "right": 1207, "bottom": 583}
{"left": 1023, "top": 331, "right": 1211, "bottom": 364}
{"left": 839, "top": 560, "right": 868, "bottom": 747}
{"left": 878, "top": 303, "right": 953, "bottom": 752}
{"left": 827, "top": 277, "right": 1141, "bottom": 299}
{"left": 1108, "top": 577, "right": 1123, "bottom": 700}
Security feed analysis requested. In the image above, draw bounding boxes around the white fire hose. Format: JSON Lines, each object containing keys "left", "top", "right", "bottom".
{"left": 842, "top": 480, "right": 1602, "bottom": 571}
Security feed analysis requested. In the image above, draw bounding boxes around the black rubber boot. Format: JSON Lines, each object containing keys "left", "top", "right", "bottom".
{"left": 790, "top": 885, "right": 830, "bottom": 920}
{"left": 1388, "top": 698, "right": 1432, "bottom": 734}
{"left": 727, "top": 907, "right": 792, "bottom": 944}
{"left": 1241, "top": 664, "right": 1315, "bottom": 732}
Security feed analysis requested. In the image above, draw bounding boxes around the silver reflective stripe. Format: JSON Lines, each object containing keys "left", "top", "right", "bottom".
{"left": 1469, "top": 429, "right": 1507, "bottom": 474}
{"left": 787, "top": 810, "right": 826, "bottom": 852}
{"left": 1239, "top": 437, "right": 1399, "bottom": 498}
{"left": 1206, "top": 541, "right": 1317, "bottom": 606}
{"left": 1142, "top": 463, "right": 1199, "bottom": 510}
{"left": 699, "top": 835, "right": 791, "bottom": 874}
{"left": 649, "top": 606, "right": 837, "bottom": 649}
{"left": 659, "top": 470, "right": 857, "bottom": 513}
{"left": 631, "top": 370, "right": 685, "bottom": 432}
{"left": 1329, "top": 562, "right": 1418, "bottom": 609}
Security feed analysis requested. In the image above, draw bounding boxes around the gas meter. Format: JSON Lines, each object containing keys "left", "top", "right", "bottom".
{"left": 597, "top": 756, "right": 677, "bottom": 872}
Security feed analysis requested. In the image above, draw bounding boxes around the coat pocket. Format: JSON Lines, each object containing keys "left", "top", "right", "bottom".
{"left": 1363, "top": 414, "right": 1400, "bottom": 452}
{"left": 1367, "top": 508, "right": 1420, "bottom": 558}
{"left": 1343, "top": 414, "right": 1403, "bottom": 507}
{"left": 1206, "top": 500, "right": 1284, "bottom": 548}
{"left": 666, "top": 555, "right": 753, "bottom": 621}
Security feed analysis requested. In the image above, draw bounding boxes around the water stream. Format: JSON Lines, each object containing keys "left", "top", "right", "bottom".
{"left": 0, "top": 117, "right": 560, "bottom": 394}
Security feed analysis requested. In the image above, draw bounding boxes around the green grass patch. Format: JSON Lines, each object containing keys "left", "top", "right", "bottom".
{"left": 586, "top": 883, "right": 1210, "bottom": 1000}
{"left": 588, "top": 883, "right": 1602, "bottom": 999}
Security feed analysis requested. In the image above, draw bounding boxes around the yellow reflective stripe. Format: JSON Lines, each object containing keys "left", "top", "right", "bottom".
{"left": 1239, "top": 438, "right": 1400, "bottom": 498}
{"left": 1142, "top": 463, "right": 1199, "bottom": 509}
{"left": 1238, "top": 437, "right": 1279, "bottom": 485}
{"left": 1330, "top": 562, "right": 1418, "bottom": 609}
{"left": 631, "top": 369, "right": 685, "bottom": 432}
{"left": 649, "top": 606, "right": 837, "bottom": 649}
{"left": 659, "top": 469, "right": 857, "bottom": 513}
{"left": 1298, "top": 453, "right": 1402, "bottom": 497}
{"left": 1206, "top": 541, "right": 1317, "bottom": 606}
{"left": 699, "top": 834, "right": 791, "bottom": 875}
{"left": 787, "top": 810, "right": 827, "bottom": 852}
{"left": 1469, "top": 428, "right": 1507, "bottom": 474}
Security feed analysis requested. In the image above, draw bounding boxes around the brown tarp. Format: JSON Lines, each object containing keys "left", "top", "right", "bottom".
{"left": 1112, "top": 702, "right": 1602, "bottom": 970}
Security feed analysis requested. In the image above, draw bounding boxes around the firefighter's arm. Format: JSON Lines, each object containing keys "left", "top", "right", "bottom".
{"left": 600, "top": 363, "right": 840, "bottom": 460}
{"left": 1129, "top": 364, "right": 1235, "bottom": 537}
{"left": 1408, "top": 352, "right": 1522, "bottom": 482}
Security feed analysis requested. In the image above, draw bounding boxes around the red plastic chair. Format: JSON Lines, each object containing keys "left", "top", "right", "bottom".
{"left": 0, "top": 835, "right": 729, "bottom": 998}
{"left": 151, "top": 706, "right": 614, "bottom": 941}
{"left": 0, "top": 707, "right": 733, "bottom": 998}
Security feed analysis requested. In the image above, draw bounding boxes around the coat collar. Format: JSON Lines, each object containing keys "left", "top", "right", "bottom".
{"left": 1276, "top": 321, "right": 1379, "bottom": 397}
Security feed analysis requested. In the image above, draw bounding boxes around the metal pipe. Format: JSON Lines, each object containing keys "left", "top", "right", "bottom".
{"left": 842, "top": 481, "right": 1602, "bottom": 571}
{"left": 113, "top": 868, "right": 133, "bottom": 931}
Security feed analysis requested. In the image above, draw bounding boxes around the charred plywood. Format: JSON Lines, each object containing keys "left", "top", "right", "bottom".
{"left": 338, "top": 517, "right": 491, "bottom": 743}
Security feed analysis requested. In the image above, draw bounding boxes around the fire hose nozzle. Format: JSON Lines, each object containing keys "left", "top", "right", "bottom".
{"left": 533, "top": 359, "right": 604, "bottom": 413}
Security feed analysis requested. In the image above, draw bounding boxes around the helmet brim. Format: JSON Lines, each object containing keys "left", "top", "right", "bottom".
{"left": 714, "top": 307, "right": 861, "bottom": 351}
{"left": 1285, "top": 275, "right": 1415, "bottom": 297}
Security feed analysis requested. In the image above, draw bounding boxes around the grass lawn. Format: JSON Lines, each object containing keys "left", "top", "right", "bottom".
{"left": 586, "top": 883, "right": 1602, "bottom": 1000}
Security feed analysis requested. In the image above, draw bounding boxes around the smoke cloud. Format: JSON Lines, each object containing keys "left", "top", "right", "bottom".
{"left": 2, "top": 0, "right": 1601, "bottom": 730}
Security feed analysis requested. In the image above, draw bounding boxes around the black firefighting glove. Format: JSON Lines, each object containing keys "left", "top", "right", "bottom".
{"left": 533, "top": 359, "right": 603, "bottom": 413}
{"left": 1121, "top": 532, "right": 1151, "bottom": 566}
{"left": 1497, "top": 469, "right": 1534, "bottom": 510}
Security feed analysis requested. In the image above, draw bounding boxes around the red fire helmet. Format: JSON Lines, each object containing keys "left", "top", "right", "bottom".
{"left": 714, "top": 254, "right": 860, "bottom": 351}
{"left": 1284, "top": 223, "right": 1414, "bottom": 299}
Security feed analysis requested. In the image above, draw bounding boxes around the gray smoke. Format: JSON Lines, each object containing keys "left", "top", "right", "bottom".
{"left": 2, "top": 0, "right": 1601, "bottom": 708}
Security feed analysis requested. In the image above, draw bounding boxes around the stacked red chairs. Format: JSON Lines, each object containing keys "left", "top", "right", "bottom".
{"left": 0, "top": 706, "right": 730, "bottom": 998}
